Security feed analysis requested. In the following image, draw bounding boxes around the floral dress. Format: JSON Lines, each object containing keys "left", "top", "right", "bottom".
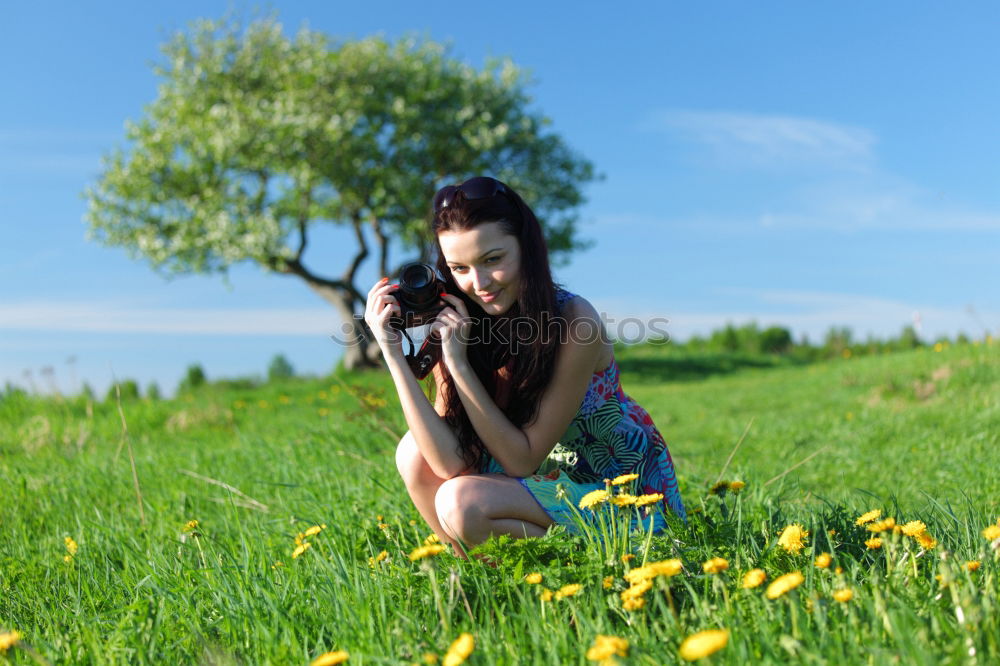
{"left": 480, "top": 288, "right": 686, "bottom": 533}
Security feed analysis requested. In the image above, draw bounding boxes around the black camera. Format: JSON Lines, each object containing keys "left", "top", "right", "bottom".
{"left": 389, "top": 262, "right": 448, "bottom": 330}
{"left": 389, "top": 262, "right": 451, "bottom": 380}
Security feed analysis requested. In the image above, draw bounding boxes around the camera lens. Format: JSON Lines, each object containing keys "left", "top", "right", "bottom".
{"left": 401, "top": 264, "right": 432, "bottom": 289}
{"left": 397, "top": 263, "right": 440, "bottom": 310}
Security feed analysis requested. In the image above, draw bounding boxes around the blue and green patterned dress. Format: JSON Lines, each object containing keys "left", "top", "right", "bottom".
{"left": 480, "top": 288, "right": 686, "bottom": 533}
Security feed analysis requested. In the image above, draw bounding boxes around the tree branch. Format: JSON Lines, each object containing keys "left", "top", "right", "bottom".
{"left": 345, "top": 210, "right": 369, "bottom": 283}
{"left": 295, "top": 185, "right": 311, "bottom": 262}
{"left": 369, "top": 212, "right": 389, "bottom": 277}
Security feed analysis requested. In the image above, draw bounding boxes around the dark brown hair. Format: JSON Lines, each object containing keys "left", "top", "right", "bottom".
{"left": 432, "top": 181, "right": 563, "bottom": 471}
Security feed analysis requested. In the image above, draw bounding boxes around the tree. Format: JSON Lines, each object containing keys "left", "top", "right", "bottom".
{"left": 177, "top": 364, "right": 206, "bottom": 393}
{"left": 267, "top": 353, "right": 295, "bottom": 381}
{"left": 85, "top": 17, "right": 597, "bottom": 369}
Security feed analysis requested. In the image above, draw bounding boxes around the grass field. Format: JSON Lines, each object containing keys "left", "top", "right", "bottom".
{"left": 1, "top": 340, "right": 998, "bottom": 664}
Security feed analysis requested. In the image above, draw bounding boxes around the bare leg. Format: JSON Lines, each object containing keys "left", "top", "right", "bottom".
{"left": 395, "top": 431, "right": 465, "bottom": 553}
{"left": 434, "top": 474, "right": 554, "bottom": 556}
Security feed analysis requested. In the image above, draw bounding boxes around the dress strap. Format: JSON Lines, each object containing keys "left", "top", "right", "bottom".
{"left": 554, "top": 286, "right": 576, "bottom": 312}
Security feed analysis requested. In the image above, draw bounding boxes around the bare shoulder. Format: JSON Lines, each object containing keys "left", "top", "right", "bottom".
{"left": 557, "top": 294, "right": 613, "bottom": 372}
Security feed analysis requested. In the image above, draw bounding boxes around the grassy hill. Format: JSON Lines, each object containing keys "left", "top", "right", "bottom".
{"left": 0, "top": 340, "right": 997, "bottom": 664}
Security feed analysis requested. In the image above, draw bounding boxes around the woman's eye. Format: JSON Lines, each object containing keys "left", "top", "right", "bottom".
{"left": 485, "top": 256, "right": 500, "bottom": 263}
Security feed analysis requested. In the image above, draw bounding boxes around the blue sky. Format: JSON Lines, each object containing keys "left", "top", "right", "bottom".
{"left": 2, "top": 1, "right": 998, "bottom": 396}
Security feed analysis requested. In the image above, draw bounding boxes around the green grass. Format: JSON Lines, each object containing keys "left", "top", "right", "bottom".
{"left": 1, "top": 340, "right": 998, "bottom": 664}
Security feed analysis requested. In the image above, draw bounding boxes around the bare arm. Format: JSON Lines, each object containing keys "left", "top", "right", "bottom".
{"left": 446, "top": 299, "right": 604, "bottom": 478}
{"left": 384, "top": 346, "right": 469, "bottom": 478}
{"left": 363, "top": 277, "right": 468, "bottom": 479}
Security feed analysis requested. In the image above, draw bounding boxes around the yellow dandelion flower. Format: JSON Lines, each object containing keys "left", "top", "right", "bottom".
{"left": 64, "top": 536, "right": 78, "bottom": 556}
{"left": 603, "top": 575, "right": 614, "bottom": 590}
{"left": 865, "top": 537, "right": 882, "bottom": 550}
{"left": 612, "top": 494, "right": 638, "bottom": 506}
{"left": 292, "top": 542, "right": 311, "bottom": 559}
{"left": 579, "top": 489, "right": 610, "bottom": 509}
{"left": 965, "top": 560, "right": 981, "bottom": 572}
{"left": 524, "top": 573, "right": 543, "bottom": 585}
{"left": 63, "top": 555, "right": 73, "bottom": 563}
{"left": 555, "top": 583, "right": 583, "bottom": 600}
{"left": 624, "top": 558, "right": 682, "bottom": 584}
{"left": 586, "top": 634, "right": 629, "bottom": 661}
{"left": 272, "top": 561, "right": 284, "bottom": 569}
{"left": 409, "top": 519, "right": 418, "bottom": 526}
{"left": 777, "top": 524, "right": 809, "bottom": 554}
{"left": 182, "top": 520, "right": 199, "bottom": 532}
{"left": 408, "top": 544, "right": 446, "bottom": 561}
{"left": 901, "top": 520, "right": 926, "bottom": 537}
{"left": 304, "top": 525, "right": 325, "bottom": 537}
{"left": 374, "top": 550, "right": 388, "bottom": 563}
{"left": 540, "top": 588, "right": 554, "bottom": 602}
{"left": 702, "top": 557, "right": 729, "bottom": 574}
{"left": 634, "top": 493, "right": 664, "bottom": 507}
{"left": 611, "top": 473, "right": 639, "bottom": 485}
{"left": 442, "top": 633, "right": 474, "bottom": 666}
{"left": 295, "top": 532, "right": 306, "bottom": 546}
{"left": 855, "top": 509, "right": 882, "bottom": 526}
{"left": 728, "top": 480, "right": 745, "bottom": 493}
{"left": 0, "top": 631, "right": 22, "bottom": 653}
{"left": 915, "top": 532, "right": 938, "bottom": 549}
{"left": 814, "top": 553, "right": 832, "bottom": 569}
{"left": 765, "top": 571, "right": 804, "bottom": 599}
{"left": 828, "top": 529, "right": 837, "bottom": 536}
{"left": 423, "top": 653, "right": 439, "bottom": 664}
{"left": 982, "top": 524, "right": 1000, "bottom": 541}
{"left": 866, "top": 517, "right": 896, "bottom": 533}
{"left": 742, "top": 568, "right": 767, "bottom": 589}
{"left": 678, "top": 629, "right": 729, "bottom": 661}
{"left": 620, "top": 580, "right": 652, "bottom": 601}
{"left": 621, "top": 554, "right": 635, "bottom": 563}
{"left": 424, "top": 533, "right": 440, "bottom": 545}
{"left": 833, "top": 588, "right": 854, "bottom": 603}
{"left": 622, "top": 597, "right": 646, "bottom": 611}
{"left": 311, "top": 650, "right": 349, "bottom": 666}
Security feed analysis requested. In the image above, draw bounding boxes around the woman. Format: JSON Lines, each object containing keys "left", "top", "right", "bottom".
{"left": 364, "top": 177, "right": 685, "bottom": 556}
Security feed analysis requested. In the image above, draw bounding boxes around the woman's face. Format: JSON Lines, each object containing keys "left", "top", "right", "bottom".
{"left": 438, "top": 221, "right": 521, "bottom": 316}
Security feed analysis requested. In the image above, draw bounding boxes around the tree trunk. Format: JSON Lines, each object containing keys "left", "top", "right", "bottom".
{"left": 306, "top": 281, "right": 382, "bottom": 370}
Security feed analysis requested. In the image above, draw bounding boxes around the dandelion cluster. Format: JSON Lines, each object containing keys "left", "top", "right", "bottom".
{"left": 63, "top": 536, "right": 78, "bottom": 563}
{"left": 0, "top": 631, "right": 21, "bottom": 653}
{"left": 292, "top": 524, "right": 326, "bottom": 559}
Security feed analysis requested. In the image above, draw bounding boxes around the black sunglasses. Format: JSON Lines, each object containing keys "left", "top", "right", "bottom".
{"left": 432, "top": 176, "right": 509, "bottom": 214}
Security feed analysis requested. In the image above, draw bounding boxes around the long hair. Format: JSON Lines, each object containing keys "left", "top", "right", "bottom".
{"left": 432, "top": 181, "right": 563, "bottom": 470}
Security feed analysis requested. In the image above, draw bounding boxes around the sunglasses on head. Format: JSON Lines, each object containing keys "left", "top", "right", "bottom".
{"left": 433, "top": 176, "right": 510, "bottom": 214}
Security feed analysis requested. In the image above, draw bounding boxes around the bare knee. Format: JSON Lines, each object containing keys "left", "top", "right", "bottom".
{"left": 396, "top": 431, "right": 439, "bottom": 486}
{"left": 435, "top": 477, "right": 486, "bottom": 544}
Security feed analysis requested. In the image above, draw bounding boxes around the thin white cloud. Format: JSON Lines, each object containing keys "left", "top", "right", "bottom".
{"left": 0, "top": 302, "right": 341, "bottom": 336}
{"left": 593, "top": 290, "right": 997, "bottom": 343}
{"left": 643, "top": 109, "right": 876, "bottom": 168}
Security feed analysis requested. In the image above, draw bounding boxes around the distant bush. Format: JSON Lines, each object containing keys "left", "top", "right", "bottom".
{"left": 267, "top": 354, "right": 295, "bottom": 381}
{"left": 177, "top": 364, "right": 206, "bottom": 394}
{"left": 106, "top": 379, "right": 141, "bottom": 402}
{"left": 759, "top": 326, "right": 793, "bottom": 354}
{"left": 147, "top": 382, "right": 162, "bottom": 401}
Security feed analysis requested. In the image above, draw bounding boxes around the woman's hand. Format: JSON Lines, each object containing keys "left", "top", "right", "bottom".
{"left": 364, "top": 277, "right": 403, "bottom": 354}
{"left": 431, "top": 293, "right": 473, "bottom": 371}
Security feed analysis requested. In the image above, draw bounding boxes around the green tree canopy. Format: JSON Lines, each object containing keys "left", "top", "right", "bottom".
{"left": 85, "top": 17, "right": 596, "bottom": 369}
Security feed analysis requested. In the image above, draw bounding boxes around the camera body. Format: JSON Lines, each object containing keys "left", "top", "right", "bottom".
{"left": 389, "top": 262, "right": 453, "bottom": 379}
{"left": 389, "top": 262, "right": 449, "bottom": 330}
